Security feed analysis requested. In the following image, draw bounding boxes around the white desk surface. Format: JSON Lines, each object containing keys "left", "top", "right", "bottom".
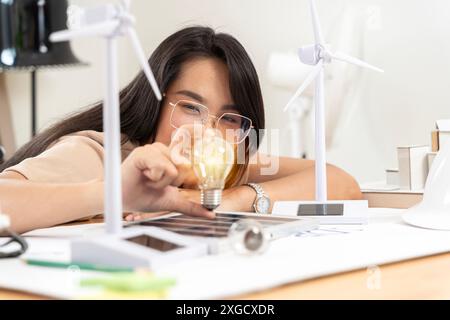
{"left": 1, "top": 208, "right": 450, "bottom": 299}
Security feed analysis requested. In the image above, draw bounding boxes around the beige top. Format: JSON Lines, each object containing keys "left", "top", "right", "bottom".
{"left": 4, "top": 130, "right": 138, "bottom": 183}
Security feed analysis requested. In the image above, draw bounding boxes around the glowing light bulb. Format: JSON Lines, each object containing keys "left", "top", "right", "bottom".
{"left": 192, "top": 129, "right": 235, "bottom": 210}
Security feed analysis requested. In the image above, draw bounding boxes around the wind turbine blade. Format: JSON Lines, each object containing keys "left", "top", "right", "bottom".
{"left": 283, "top": 60, "right": 323, "bottom": 112}
{"left": 122, "top": 0, "right": 131, "bottom": 10}
{"left": 310, "top": 0, "right": 324, "bottom": 45}
{"left": 126, "top": 27, "right": 162, "bottom": 101}
{"left": 331, "top": 51, "right": 384, "bottom": 73}
{"left": 50, "top": 20, "right": 120, "bottom": 42}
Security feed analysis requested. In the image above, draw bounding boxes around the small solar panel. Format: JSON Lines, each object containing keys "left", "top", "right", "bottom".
{"left": 129, "top": 212, "right": 302, "bottom": 239}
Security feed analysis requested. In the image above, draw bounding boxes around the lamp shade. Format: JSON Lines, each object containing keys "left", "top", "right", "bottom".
{"left": 0, "top": 0, "right": 83, "bottom": 69}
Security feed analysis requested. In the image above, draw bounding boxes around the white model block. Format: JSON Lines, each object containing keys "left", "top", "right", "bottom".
{"left": 385, "top": 168, "right": 399, "bottom": 186}
{"left": 427, "top": 152, "right": 437, "bottom": 174}
{"left": 398, "top": 145, "right": 430, "bottom": 190}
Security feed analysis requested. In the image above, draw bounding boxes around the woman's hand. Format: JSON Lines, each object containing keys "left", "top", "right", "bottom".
{"left": 124, "top": 185, "right": 257, "bottom": 221}
{"left": 121, "top": 142, "right": 214, "bottom": 218}
{"left": 124, "top": 189, "right": 200, "bottom": 221}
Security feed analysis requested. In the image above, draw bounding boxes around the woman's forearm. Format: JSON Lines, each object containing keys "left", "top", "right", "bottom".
{"left": 222, "top": 164, "right": 363, "bottom": 212}
{"left": 0, "top": 179, "right": 104, "bottom": 234}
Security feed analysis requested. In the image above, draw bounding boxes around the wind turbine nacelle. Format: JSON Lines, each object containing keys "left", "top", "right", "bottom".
{"left": 70, "top": 4, "right": 119, "bottom": 29}
{"left": 298, "top": 45, "right": 319, "bottom": 66}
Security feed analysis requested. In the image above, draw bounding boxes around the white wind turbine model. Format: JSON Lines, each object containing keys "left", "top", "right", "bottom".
{"left": 51, "top": 0, "right": 162, "bottom": 235}
{"left": 272, "top": 0, "right": 384, "bottom": 222}
{"left": 50, "top": 1, "right": 208, "bottom": 268}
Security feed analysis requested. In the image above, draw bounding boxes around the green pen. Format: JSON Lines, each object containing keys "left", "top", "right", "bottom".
{"left": 24, "top": 258, "right": 134, "bottom": 273}
{"left": 80, "top": 274, "right": 176, "bottom": 292}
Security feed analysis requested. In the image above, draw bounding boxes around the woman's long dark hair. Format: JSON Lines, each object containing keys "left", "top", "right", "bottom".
{"left": 1, "top": 26, "right": 265, "bottom": 184}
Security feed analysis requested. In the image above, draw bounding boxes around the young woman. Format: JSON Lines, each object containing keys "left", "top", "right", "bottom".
{"left": 0, "top": 26, "right": 362, "bottom": 233}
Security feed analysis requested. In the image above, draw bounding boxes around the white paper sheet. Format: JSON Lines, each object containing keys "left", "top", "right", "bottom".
{"left": 1, "top": 208, "right": 450, "bottom": 299}
{"left": 162, "top": 211, "right": 450, "bottom": 299}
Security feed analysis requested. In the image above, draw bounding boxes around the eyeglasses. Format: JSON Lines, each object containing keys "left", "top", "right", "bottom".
{"left": 168, "top": 100, "right": 253, "bottom": 144}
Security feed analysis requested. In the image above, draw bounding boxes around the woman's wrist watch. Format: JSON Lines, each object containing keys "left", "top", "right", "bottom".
{"left": 246, "top": 183, "right": 271, "bottom": 214}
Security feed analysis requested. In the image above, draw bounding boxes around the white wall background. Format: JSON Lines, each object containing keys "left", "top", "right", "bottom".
{"left": 4, "top": 0, "right": 450, "bottom": 184}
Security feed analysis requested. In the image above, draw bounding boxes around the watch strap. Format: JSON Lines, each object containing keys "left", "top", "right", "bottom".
{"left": 246, "top": 183, "right": 269, "bottom": 214}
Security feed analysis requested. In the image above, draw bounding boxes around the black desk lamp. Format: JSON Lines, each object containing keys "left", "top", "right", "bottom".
{"left": 0, "top": 0, "right": 84, "bottom": 137}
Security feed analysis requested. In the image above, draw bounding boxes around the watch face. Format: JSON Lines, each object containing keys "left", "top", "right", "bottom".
{"left": 256, "top": 196, "right": 271, "bottom": 214}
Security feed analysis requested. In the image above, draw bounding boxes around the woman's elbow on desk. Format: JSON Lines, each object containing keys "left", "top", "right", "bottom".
{"left": 0, "top": 173, "right": 104, "bottom": 234}
{"left": 325, "top": 164, "right": 363, "bottom": 200}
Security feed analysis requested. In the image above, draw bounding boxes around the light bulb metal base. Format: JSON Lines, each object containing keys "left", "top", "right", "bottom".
{"left": 201, "top": 189, "right": 222, "bottom": 210}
